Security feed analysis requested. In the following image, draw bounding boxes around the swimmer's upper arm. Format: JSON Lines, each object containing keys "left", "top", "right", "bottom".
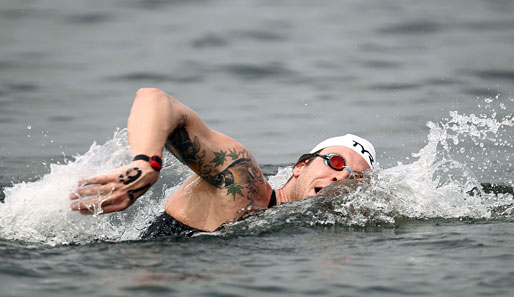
{"left": 165, "top": 96, "right": 265, "bottom": 192}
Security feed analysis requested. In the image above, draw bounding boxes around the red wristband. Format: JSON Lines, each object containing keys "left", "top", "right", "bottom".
{"left": 132, "top": 154, "right": 163, "bottom": 171}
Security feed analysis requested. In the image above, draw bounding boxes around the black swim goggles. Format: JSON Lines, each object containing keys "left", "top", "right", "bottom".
{"left": 296, "top": 153, "right": 364, "bottom": 179}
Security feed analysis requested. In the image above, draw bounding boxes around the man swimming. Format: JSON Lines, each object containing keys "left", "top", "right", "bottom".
{"left": 70, "top": 88, "right": 376, "bottom": 237}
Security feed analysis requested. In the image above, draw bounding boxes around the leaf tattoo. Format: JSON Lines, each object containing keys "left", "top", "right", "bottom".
{"left": 229, "top": 148, "right": 239, "bottom": 160}
{"left": 211, "top": 150, "right": 227, "bottom": 167}
{"left": 226, "top": 183, "right": 243, "bottom": 200}
{"left": 166, "top": 115, "right": 266, "bottom": 205}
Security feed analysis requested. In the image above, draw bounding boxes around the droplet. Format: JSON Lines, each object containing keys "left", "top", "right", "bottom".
{"left": 27, "top": 125, "right": 32, "bottom": 130}
{"left": 460, "top": 148, "right": 465, "bottom": 153}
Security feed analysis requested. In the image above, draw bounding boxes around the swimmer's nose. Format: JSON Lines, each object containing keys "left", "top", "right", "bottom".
{"left": 331, "top": 170, "right": 350, "bottom": 182}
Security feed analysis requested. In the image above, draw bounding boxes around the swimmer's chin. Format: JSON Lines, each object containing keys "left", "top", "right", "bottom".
{"left": 303, "top": 187, "right": 324, "bottom": 199}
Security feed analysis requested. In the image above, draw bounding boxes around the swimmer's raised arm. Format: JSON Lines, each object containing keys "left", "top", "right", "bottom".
{"left": 128, "top": 88, "right": 261, "bottom": 186}
{"left": 70, "top": 88, "right": 176, "bottom": 213}
{"left": 70, "top": 88, "right": 269, "bottom": 216}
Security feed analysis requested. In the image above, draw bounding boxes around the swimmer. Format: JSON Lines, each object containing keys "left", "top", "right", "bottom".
{"left": 70, "top": 88, "right": 376, "bottom": 237}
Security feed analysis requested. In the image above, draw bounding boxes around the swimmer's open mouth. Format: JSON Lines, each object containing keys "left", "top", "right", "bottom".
{"left": 314, "top": 187, "right": 322, "bottom": 195}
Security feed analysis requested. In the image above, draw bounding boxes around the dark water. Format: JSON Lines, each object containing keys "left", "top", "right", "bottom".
{"left": 2, "top": 0, "right": 514, "bottom": 296}
{"left": 2, "top": 222, "right": 514, "bottom": 297}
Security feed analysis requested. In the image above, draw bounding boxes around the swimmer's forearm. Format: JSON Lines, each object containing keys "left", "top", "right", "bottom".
{"left": 70, "top": 88, "right": 182, "bottom": 214}
{"left": 127, "top": 88, "right": 180, "bottom": 157}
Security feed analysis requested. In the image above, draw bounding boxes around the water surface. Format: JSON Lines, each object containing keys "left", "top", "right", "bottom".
{"left": 1, "top": 0, "right": 514, "bottom": 296}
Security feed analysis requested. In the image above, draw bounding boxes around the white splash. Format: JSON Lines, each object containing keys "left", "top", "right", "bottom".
{"left": 222, "top": 97, "right": 514, "bottom": 234}
{"left": 0, "top": 129, "right": 178, "bottom": 245}
{"left": 326, "top": 102, "right": 514, "bottom": 227}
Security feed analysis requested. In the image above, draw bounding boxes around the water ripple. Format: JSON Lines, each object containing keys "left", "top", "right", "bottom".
{"left": 64, "top": 13, "right": 113, "bottom": 24}
{"left": 192, "top": 33, "right": 229, "bottom": 48}
{"left": 131, "top": 0, "right": 209, "bottom": 9}
{"left": 379, "top": 20, "right": 441, "bottom": 35}
{"left": 464, "top": 87, "right": 501, "bottom": 98}
{"left": 48, "top": 115, "right": 75, "bottom": 122}
{"left": 232, "top": 30, "right": 287, "bottom": 42}
{"left": 6, "top": 83, "right": 39, "bottom": 92}
{"left": 473, "top": 70, "right": 514, "bottom": 81}
{"left": 0, "top": 9, "right": 33, "bottom": 19}
{"left": 360, "top": 60, "right": 401, "bottom": 69}
{"left": 122, "top": 284, "right": 176, "bottom": 293}
{"left": 0, "top": 61, "right": 16, "bottom": 70}
{"left": 228, "top": 284, "right": 289, "bottom": 293}
{"left": 424, "top": 77, "right": 461, "bottom": 86}
{"left": 463, "top": 20, "right": 514, "bottom": 31}
{"left": 221, "top": 63, "right": 293, "bottom": 80}
{"left": 112, "top": 72, "right": 203, "bottom": 83}
{"left": 358, "top": 285, "right": 427, "bottom": 295}
{"left": 367, "top": 83, "right": 421, "bottom": 91}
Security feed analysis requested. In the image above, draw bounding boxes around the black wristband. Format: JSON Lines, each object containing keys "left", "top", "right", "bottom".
{"left": 132, "top": 154, "right": 162, "bottom": 171}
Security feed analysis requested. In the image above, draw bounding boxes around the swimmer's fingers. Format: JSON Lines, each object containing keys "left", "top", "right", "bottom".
{"left": 69, "top": 161, "right": 159, "bottom": 214}
{"left": 70, "top": 182, "right": 153, "bottom": 214}
{"left": 71, "top": 192, "right": 131, "bottom": 214}
{"left": 70, "top": 175, "right": 117, "bottom": 200}
{"left": 70, "top": 183, "right": 117, "bottom": 200}
{"left": 70, "top": 166, "right": 139, "bottom": 199}
{"left": 80, "top": 174, "right": 117, "bottom": 187}
{"left": 77, "top": 204, "right": 125, "bottom": 215}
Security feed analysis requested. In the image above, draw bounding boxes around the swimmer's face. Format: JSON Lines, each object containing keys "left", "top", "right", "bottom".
{"left": 291, "top": 146, "right": 370, "bottom": 200}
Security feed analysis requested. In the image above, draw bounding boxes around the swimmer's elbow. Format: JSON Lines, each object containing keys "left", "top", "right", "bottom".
{"left": 134, "top": 88, "right": 177, "bottom": 108}
{"left": 132, "top": 87, "right": 193, "bottom": 123}
{"left": 135, "top": 88, "right": 166, "bottom": 101}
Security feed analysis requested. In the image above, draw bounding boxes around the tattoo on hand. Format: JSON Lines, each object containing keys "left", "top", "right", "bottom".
{"left": 119, "top": 168, "right": 142, "bottom": 185}
{"left": 127, "top": 183, "right": 151, "bottom": 201}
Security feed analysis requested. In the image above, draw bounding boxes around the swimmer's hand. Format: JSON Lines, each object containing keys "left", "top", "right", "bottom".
{"left": 69, "top": 160, "right": 159, "bottom": 214}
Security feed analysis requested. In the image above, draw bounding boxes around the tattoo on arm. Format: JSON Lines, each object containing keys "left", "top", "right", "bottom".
{"left": 165, "top": 115, "right": 203, "bottom": 166}
{"left": 165, "top": 115, "right": 265, "bottom": 203}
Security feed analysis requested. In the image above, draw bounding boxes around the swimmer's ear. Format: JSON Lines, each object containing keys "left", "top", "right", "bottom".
{"left": 292, "top": 160, "right": 307, "bottom": 177}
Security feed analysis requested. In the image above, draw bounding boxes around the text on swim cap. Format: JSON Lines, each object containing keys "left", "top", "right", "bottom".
{"left": 352, "top": 140, "right": 374, "bottom": 167}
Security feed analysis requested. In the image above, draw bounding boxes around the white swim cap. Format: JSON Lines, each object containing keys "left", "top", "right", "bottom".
{"left": 310, "top": 134, "right": 376, "bottom": 169}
